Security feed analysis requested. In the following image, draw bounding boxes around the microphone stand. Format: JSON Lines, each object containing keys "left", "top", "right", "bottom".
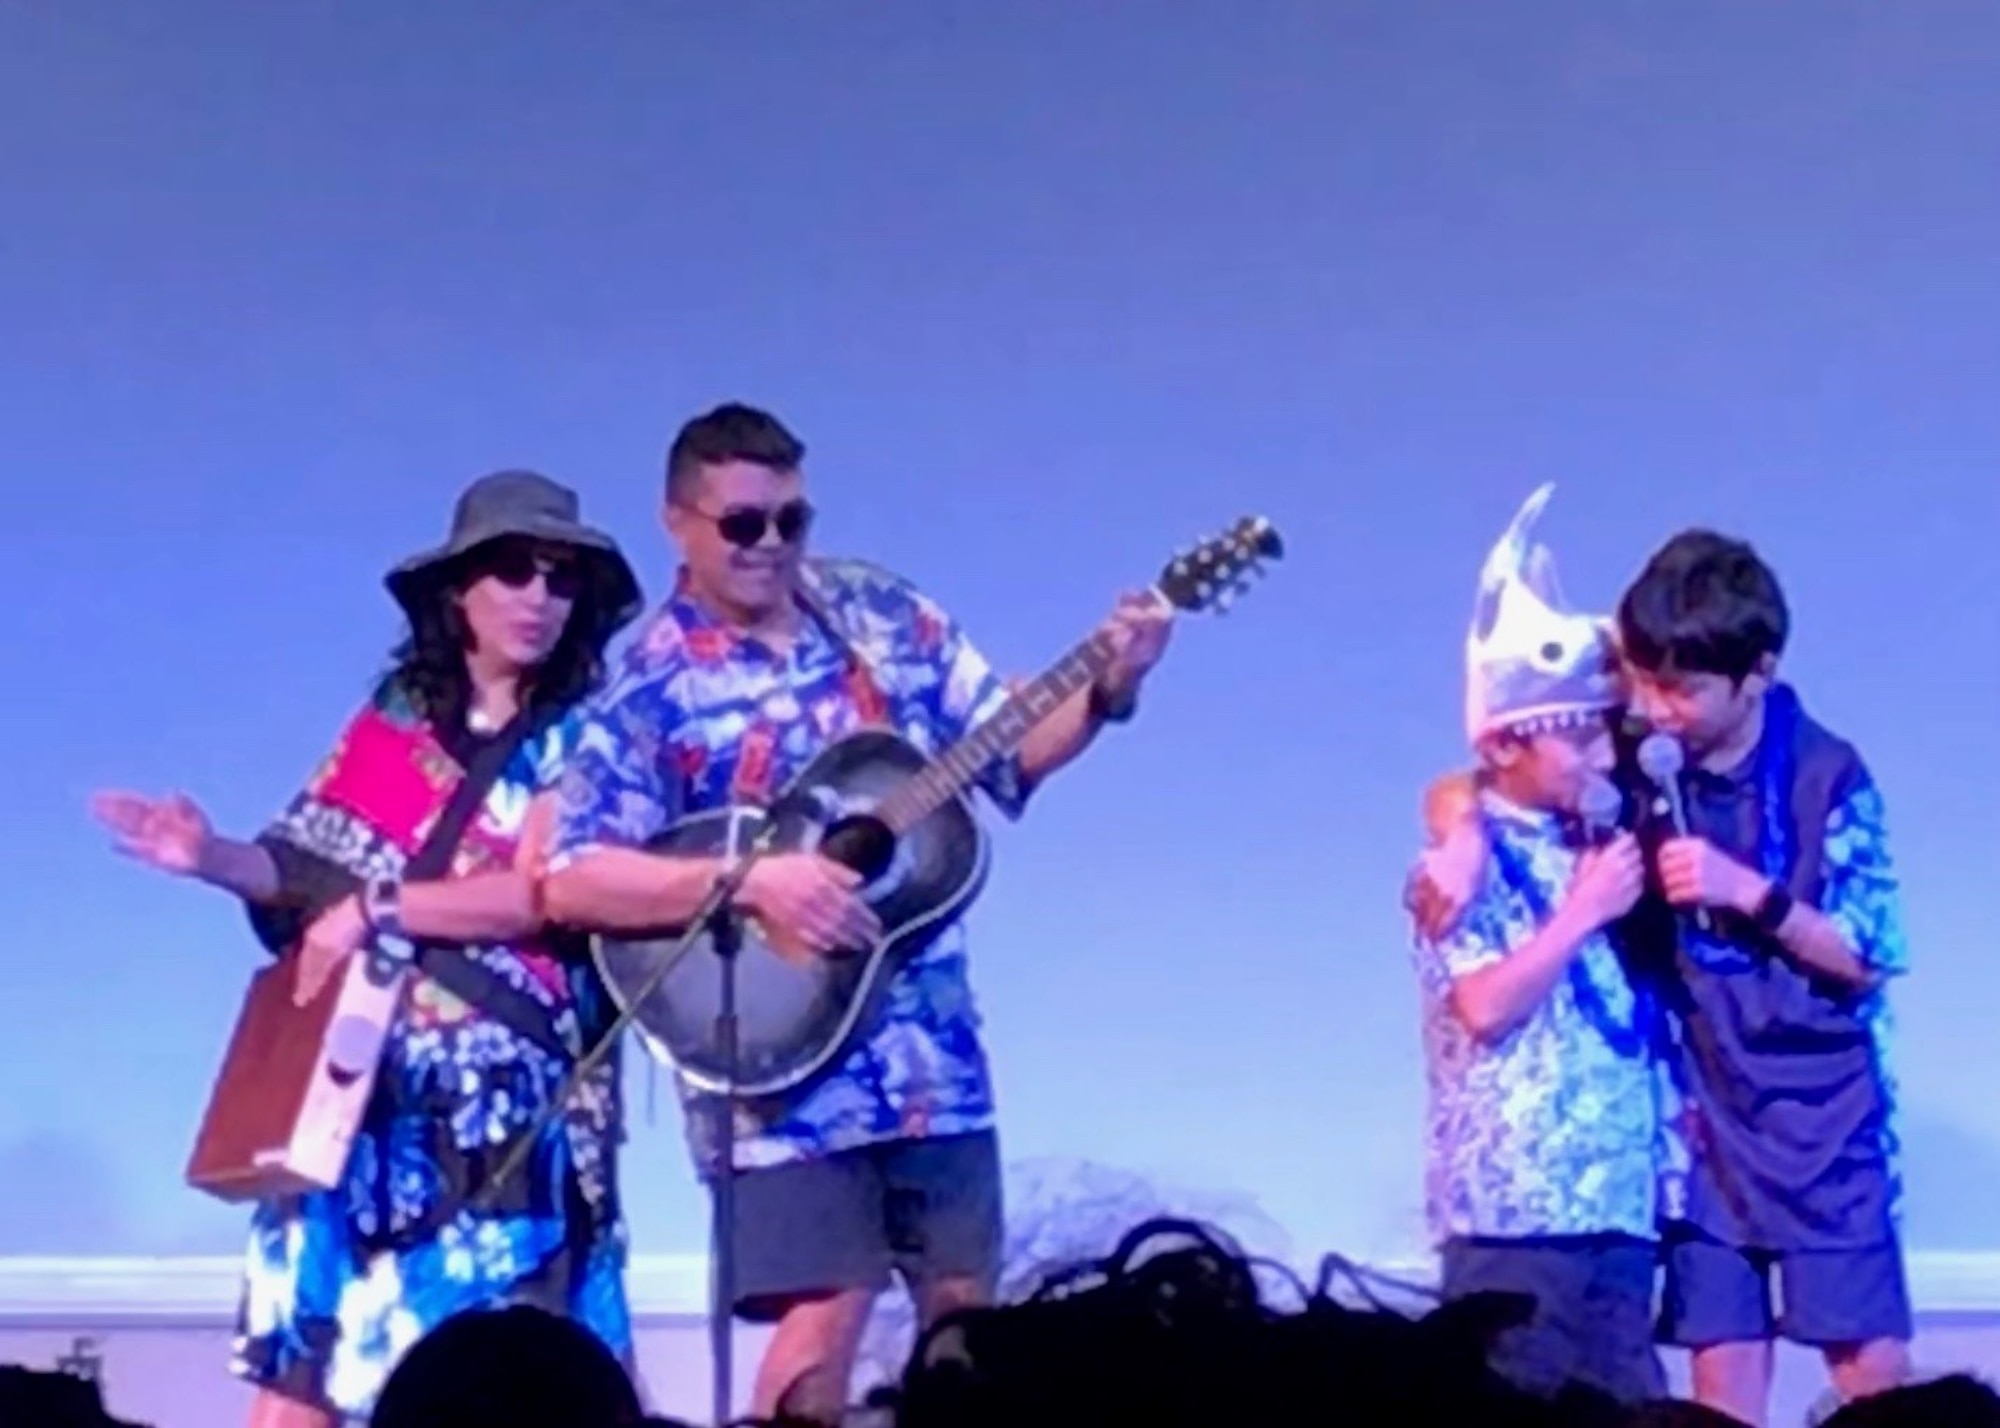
{"left": 706, "top": 893, "right": 745, "bottom": 1428}
{"left": 474, "top": 823, "right": 782, "bottom": 1428}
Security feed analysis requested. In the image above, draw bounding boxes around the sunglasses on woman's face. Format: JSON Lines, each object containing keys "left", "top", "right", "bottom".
{"left": 692, "top": 499, "right": 814, "bottom": 550}
{"left": 473, "top": 543, "right": 584, "bottom": 600}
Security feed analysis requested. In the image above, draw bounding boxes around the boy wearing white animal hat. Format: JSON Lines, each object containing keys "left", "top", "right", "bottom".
{"left": 1409, "top": 483, "right": 1668, "bottom": 1406}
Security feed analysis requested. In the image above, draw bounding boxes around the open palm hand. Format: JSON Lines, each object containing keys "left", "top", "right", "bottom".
{"left": 90, "top": 790, "right": 213, "bottom": 878}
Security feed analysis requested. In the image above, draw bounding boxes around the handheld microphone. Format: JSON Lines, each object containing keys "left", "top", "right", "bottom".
{"left": 1577, "top": 775, "right": 1623, "bottom": 847}
{"left": 1636, "top": 731, "right": 1712, "bottom": 932}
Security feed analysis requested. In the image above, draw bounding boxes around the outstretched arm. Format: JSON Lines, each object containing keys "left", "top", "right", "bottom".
{"left": 196, "top": 837, "right": 283, "bottom": 902}
{"left": 91, "top": 790, "right": 282, "bottom": 902}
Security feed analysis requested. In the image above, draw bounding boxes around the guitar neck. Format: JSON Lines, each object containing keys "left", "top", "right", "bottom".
{"left": 877, "top": 618, "right": 1131, "bottom": 833}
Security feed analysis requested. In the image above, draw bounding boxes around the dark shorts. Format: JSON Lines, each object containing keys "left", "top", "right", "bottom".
{"left": 726, "top": 1130, "right": 1003, "bottom": 1322}
{"left": 1658, "top": 1224, "right": 1913, "bottom": 1347}
{"left": 1440, "top": 1234, "right": 1666, "bottom": 1405}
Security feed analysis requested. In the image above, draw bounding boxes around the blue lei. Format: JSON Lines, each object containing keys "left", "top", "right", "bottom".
{"left": 1684, "top": 683, "right": 1800, "bottom": 965}
{"left": 1483, "top": 811, "right": 1648, "bottom": 1058}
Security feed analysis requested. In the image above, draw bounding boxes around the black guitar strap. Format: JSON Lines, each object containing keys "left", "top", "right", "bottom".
{"left": 371, "top": 710, "right": 583, "bottom": 1249}
{"left": 402, "top": 710, "right": 570, "bottom": 1060}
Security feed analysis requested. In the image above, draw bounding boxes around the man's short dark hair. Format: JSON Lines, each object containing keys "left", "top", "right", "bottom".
{"left": 1616, "top": 528, "right": 1790, "bottom": 683}
{"left": 665, "top": 402, "right": 806, "bottom": 502}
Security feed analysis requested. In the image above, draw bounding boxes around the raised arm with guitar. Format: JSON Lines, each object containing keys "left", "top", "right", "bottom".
{"left": 590, "top": 512, "right": 1286, "bottom": 1100}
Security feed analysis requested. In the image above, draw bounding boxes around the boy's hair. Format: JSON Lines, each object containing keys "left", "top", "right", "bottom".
{"left": 1617, "top": 529, "right": 1789, "bottom": 683}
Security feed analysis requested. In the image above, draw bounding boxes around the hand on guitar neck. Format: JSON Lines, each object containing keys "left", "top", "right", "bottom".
{"left": 734, "top": 853, "right": 882, "bottom": 963}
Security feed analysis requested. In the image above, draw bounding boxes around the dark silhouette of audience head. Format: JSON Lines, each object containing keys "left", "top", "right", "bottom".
{"left": 0, "top": 1365, "right": 149, "bottom": 1427}
{"left": 371, "top": 1302, "right": 641, "bottom": 1428}
{"left": 1618, "top": 1401, "right": 1756, "bottom": 1427}
{"left": 1821, "top": 1373, "right": 2000, "bottom": 1428}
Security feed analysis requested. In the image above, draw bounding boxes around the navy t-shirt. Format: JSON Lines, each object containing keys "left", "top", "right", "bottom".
{"left": 1610, "top": 686, "right": 1909, "bottom": 1253}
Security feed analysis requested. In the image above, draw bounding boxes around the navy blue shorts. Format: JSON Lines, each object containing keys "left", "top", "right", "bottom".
{"left": 1658, "top": 1225, "right": 1913, "bottom": 1347}
{"left": 1439, "top": 1234, "right": 1666, "bottom": 1404}
{"left": 724, "top": 1130, "right": 1003, "bottom": 1322}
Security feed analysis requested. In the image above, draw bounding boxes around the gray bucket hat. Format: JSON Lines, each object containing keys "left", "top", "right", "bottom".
{"left": 385, "top": 469, "right": 643, "bottom": 629}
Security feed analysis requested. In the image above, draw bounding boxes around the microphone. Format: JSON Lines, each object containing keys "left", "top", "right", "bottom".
{"left": 1577, "top": 775, "right": 1623, "bottom": 847}
{"left": 1636, "top": 732, "right": 1712, "bottom": 932}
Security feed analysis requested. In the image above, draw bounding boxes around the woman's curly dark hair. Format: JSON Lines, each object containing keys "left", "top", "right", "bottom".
{"left": 377, "top": 550, "right": 625, "bottom": 731}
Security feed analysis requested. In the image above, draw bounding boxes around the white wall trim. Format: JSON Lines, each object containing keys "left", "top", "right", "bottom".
{"left": 0, "top": 1254, "right": 713, "bottom": 1324}
{"left": 3, "top": 1251, "right": 1999, "bottom": 1323}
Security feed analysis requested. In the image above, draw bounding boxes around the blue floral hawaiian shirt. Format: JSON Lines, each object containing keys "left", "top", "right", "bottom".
{"left": 1412, "top": 791, "right": 1666, "bottom": 1245}
{"left": 547, "top": 557, "right": 1027, "bottom": 1172}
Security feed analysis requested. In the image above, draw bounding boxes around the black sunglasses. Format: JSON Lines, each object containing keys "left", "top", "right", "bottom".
{"left": 471, "top": 542, "right": 585, "bottom": 600}
{"left": 692, "top": 499, "right": 814, "bottom": 550}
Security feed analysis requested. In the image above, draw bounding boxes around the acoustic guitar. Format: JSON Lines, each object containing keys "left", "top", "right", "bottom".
{"left": 593, "top": 515, "right": 1283, "bottom": 1100}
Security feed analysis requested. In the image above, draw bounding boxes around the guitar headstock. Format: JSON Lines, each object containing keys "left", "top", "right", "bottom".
{"left": 1156, "top": 516, "right": 1285, "bottom": 614}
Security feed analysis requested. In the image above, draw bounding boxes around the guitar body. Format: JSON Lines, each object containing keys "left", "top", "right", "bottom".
{"left": 592, "top": 728, "right": 990, "bottom": 1098}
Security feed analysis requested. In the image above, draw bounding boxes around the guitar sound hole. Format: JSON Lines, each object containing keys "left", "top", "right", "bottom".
{"left": 819, "top": 814, "right": 896, "bottom": 883}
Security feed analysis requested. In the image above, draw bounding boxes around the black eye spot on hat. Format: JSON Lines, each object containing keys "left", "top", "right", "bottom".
{"left": 1541, "top": 641, "right": 1564, "bottom": 662}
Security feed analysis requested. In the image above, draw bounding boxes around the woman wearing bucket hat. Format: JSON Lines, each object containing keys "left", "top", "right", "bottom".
{"left": 91, "top": 470, "right": 645, "bottom": 1427}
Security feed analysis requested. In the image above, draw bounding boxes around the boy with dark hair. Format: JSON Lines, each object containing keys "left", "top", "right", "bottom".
{"left": 1410, "top": 485, "right": 1667, "bottom": 1405}
{"left": 1618, "top": 529, "right": 1911, "bottom": 1426}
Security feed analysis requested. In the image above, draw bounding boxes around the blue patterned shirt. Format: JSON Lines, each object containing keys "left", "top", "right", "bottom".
{"left": 1821, "top": 779, "right": 1911, "bottom": 1224}
{"left": 1413, "top": 792, "right": 1663, "bottom": 1245}
{"left": 547, "top": 557, "right": 1027, "bottom": 1171}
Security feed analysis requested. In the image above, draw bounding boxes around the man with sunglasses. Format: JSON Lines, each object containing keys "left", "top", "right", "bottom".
{"left": 542, "top": 401, "right": 1173, "bottom": 1423}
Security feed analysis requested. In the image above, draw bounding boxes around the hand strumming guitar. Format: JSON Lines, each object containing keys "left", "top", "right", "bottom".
{"left": 736, "top": 853, "right": 883, "bottom": 963}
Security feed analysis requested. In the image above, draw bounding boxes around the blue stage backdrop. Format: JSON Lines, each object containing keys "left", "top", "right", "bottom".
{"left": 3, "top": 1, "right": 1995, "bottom": 1269}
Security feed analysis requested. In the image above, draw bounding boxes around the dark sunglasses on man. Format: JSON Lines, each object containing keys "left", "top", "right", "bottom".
{"left": 690, "top": 499, "right": 815, "bottom": 550}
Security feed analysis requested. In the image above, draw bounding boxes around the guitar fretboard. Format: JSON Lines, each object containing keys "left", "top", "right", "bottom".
{"left": 875, "top": 624, "right": 1124, "bottom": 833}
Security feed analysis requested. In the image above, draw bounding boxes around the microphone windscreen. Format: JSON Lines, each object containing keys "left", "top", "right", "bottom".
{"left": 1578, "top": 775, "right": 1623, "bottom": 833}
{"left": 1636, "top": 731, "right": 1685, "bottom": 782}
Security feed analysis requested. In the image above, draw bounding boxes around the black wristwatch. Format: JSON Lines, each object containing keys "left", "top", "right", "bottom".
{"left": 1750, "top": 880, "right": 1794, "bottom": 935}
{"left": 1088, "top": 681, "right": 1139, "bottom": 725}
{"left": 361, "top": 878, "right": 405, "bottom": 939}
